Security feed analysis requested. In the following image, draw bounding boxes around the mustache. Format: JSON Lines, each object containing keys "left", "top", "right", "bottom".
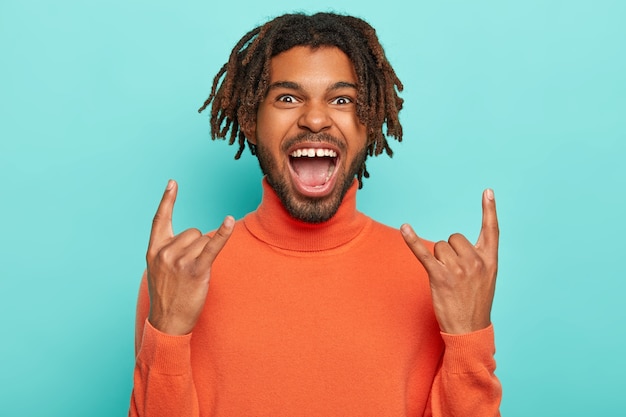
{"left": 281, "top": 132, "right": 346, "bottom": 153}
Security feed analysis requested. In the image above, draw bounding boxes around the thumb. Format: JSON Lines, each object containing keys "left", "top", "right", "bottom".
{"left": 197, "top": 215, "right": 235, "bottom": 270}
{"left": 401, "top": 224, "right": 439, "bottom": 274}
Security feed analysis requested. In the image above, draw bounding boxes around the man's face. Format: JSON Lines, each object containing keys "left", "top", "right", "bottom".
{"left": 247, "top": 46, "right": 368, "bottom": 223}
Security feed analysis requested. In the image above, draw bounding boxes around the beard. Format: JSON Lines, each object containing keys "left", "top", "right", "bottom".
{"left": 255, "top": 133, "right": 367, "bottom": 224}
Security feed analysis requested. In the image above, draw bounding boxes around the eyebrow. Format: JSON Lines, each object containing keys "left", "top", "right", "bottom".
{"left": 267, "top": 81, "right": 358, "bottom": 93}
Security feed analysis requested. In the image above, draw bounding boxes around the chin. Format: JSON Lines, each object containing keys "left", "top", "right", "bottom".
{"left": 256, "top": 137, "right": 366, "bottom": 223}
{"left": 269, "top": 176, "right": 348, "bottom": 223}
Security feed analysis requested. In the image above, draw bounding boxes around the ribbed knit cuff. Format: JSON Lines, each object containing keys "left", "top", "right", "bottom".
{"left": 136, "top": 319, "right": 193, "bottom": 376}
{"left": 440, "top": 324, "right": 496, "bottom": 374}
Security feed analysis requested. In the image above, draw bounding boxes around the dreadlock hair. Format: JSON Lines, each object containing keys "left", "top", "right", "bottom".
{"left": 198, "top": 12, "right": 404, "bottom": 187}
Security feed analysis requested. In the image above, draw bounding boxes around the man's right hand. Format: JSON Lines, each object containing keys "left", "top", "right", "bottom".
{"left": 145, "top": 180, "right": 234, "bottom": 335}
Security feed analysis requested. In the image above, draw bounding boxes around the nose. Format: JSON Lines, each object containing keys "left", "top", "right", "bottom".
{"left": 297, "top": 100, "right": 332, "bottom": 133}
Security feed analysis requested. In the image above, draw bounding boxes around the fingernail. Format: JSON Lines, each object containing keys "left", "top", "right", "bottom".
{"left": 400, "top": 224, "right": 411, "bottom": 236}
{"left": 224, "top": 215, "right": 235, "bottom": 228}
{"left": 166, "top": 180, "right": 174, "bottom": 190}
{"left": 486, "top": 189, "right": 494, "bottom": 200}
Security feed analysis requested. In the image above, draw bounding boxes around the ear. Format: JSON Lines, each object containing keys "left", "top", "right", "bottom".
{"left": 241, "top": 121, "right": 257, "bottom": 145}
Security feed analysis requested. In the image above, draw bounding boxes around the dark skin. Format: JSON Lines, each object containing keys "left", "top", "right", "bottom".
{"left": 401, "top": 189, "right": 499, "bottom": 334}
{"left": 146, "top": 180, "right": 234, "bottom": 335}
{"left": 146, "top": 183, "right": 499, "bottom": 336}
{"left": 145, "top": 47, "right": 499, "bottom": 336}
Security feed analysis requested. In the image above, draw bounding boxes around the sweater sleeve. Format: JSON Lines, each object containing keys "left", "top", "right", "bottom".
{"left": 426, "top": 325, "right": 502, "bottom": 417}
{"left": 128, "top": 273, "right": 200, "bottom": 417}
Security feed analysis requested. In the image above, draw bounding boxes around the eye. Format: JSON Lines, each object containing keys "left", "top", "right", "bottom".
{"left": 277, "top": 94, "right": 297, "bottom": 103}
{"left": 331, "top": 96, "right": 353, "bottom": 105}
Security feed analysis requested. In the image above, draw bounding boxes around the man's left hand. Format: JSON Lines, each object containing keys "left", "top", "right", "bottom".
{"left": 401, "top": 189, "right": 499, "bottom": 334}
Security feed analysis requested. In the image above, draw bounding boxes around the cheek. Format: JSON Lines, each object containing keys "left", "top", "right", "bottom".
{"left": 345, "top": 116, "right": 368, "bottom": 148}
{"left": 257, "top": 109, "right": 297, "bottom": 141}
{"left": 347, "top": 111, "right": 367, "bottom": 134}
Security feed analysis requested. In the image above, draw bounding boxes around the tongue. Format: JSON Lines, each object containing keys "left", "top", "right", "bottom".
{"left": 291, "top": 158, "right": 333, "bottom": 187}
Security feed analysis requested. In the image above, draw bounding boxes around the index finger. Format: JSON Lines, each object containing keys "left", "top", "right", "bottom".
{"left": 476, "top": 188, "right": 499, "bottom": 256}
{"left": 148, "top": 179, "right": 177, "bottom": 248}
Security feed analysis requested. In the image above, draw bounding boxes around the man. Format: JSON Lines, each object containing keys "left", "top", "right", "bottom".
{"left": 129, "top": 12, "right": 501, "bottom": 416}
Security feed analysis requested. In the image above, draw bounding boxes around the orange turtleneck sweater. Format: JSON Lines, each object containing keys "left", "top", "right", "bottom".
{"left": 129, "top": 180, "right": 501, "bottom": 416}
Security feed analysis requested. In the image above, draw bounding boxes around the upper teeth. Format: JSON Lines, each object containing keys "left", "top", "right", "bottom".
{"left": 290, "top": 148, "right": 337, "bottom": 158}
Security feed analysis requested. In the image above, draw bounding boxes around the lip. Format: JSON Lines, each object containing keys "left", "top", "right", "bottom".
{"left": 286, "top": 141, "right": 342, "bottom": 198}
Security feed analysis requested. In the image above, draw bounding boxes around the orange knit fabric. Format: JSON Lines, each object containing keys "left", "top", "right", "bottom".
{"left": 129, "top": 180, "right": 501, "bottom": 416}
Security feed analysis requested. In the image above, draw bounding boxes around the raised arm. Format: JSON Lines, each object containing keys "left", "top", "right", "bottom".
{"left": 129, "top": 180, "right": 234, "bottom": 417}
{"left": 401, "top": 189, "right": 501, "bottom": 416}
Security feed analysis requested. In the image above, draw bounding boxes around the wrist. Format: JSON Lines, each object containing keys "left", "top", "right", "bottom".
{"left": 148, "top": 311, "right": 194, "bottom": 336}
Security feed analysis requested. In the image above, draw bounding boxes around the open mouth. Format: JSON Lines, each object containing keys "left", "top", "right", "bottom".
{"left": 288, "top": 146, "right": 339, "bottom": 196}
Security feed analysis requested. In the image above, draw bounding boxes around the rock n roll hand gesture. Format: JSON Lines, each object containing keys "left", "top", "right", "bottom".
{"left": 401, "top": 189, "right": 499, "bottom": 335}
{"left": 145, "top": 180, "right": 234, "bottom": 335}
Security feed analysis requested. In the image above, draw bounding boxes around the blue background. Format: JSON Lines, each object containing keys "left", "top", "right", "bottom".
{"left": 1, "top": 0, "right": 625, "bottom": 415}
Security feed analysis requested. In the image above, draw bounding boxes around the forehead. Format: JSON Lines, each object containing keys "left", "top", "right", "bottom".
{"left": 269, "top": 46, "right": 358, "bottom": 85}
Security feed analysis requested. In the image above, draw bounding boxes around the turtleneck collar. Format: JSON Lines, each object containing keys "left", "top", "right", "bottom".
{"left": 243, "top": 178, "right": 370, "bottom": 252}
